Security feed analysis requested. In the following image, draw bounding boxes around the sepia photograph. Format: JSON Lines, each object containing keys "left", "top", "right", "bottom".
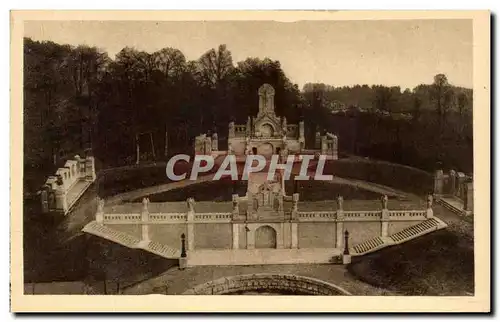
{"left": 10, "top": 10, "right": 490, "bottom": 312}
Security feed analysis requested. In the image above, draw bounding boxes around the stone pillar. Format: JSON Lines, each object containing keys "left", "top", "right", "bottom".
{"left": 85, "top": 156, "right": 96, "bottom": 181}
{"left": 211, "top": 132, "right": 218, "bottom": 151}
{"left": 246, "top": 225, "right": 255, "bottom": 249}
{"left": 141, "top": 198, "right": 150, "bottom": 242}
{"left": 381, "top": 195, "right": 389, "bottom": 234}
{"left": 246, "top": 117, "right": 252, "bottom": 137}
{"left": 457, "top": 172, "right": 466, "bottom": 199}
{"left": 232, "top": 223, "right": 239, "bottom": 249}
{"left": 434, "top": 169, "right": 444, "bottom": 195}
{"left": 464, "top": 182, "right": 474, "bottom": 211}
{"left": 291, "top": 222, "right": 298, "bottom": 249}
{"left": 232, "top": 194, "right": 240, "bottom": 220}
{"left": 96, "top": 198, "right": 105, "bottom": 223}
{"left": 332, "top": 135, "right": 338, "bottom": 160}
{"left": 55, "top": 189, "right": 68, "bottom": 214}
{"left": 336, "top": 196, "right": 344, "bottom": 248}
{"left": 291, "top": 193, "right": 299, "bottom": 220}
{"left": 449, "top": 170, "right": 456, "bottom": 196}
{"left": 228, "top": 122, "right": 235, "bottom": 139}
{"left": 186, "top": 198, "right": 195, "bottom": 251}
{"left": 381, "top": 195, "right": 389, "bottom": 236}
{"left": 426, "top": 194, "right": 434, "bottom": 218}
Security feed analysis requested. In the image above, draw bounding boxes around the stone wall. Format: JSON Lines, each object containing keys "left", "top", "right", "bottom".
{"left": 343, "top": 222, "right": 381, "bottom": 245}
{"left": 194, "top": 223, "right": 232, "bottom": 249}
{"left": 387, "top": 221, "right": 417, "bottom": 236}
{"left": 149, "top": 224, "right": 187, "bottom": 247}
{"left": 298, "top": 223, "right": 336, "bottom": 248}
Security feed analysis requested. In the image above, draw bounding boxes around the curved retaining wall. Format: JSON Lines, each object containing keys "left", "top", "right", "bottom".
{"left": 312, "top": 159, "right": 434, "bottom": 196}
{"left": 182, "top": 273, "right": 352, "bottom": 295}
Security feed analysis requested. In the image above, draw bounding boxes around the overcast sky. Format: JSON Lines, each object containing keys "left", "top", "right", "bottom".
{"left": 24, "top": 19, "right": 472, "bottom": 90}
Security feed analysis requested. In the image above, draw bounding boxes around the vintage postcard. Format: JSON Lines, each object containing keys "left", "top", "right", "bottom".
{"left": 10, "top": 10, "right": 490, "bottom": 312}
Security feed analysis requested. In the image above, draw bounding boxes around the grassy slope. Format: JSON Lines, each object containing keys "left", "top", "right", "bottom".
{"left": 347, "top": 223, "right": 474, "bottom": 295}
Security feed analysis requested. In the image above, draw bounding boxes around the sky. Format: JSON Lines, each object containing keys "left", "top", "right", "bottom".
{"left": 24, "top": 19, "right": 473, "bottom": 90}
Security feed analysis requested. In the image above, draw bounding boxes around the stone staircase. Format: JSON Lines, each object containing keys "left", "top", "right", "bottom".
{"left": 390, "top": 218, "right": 441, "bottom": 243}
{"left": 146, "top": 240, "right": 181, "bottom": 258}
{"left": 350, "top": 217, "right": 448, "bottom": 256}
{"left": 351, "top": 237, "right": 385, "bottom": 255}
{"left": 82, "top": 221, "right": 181, "bottom": 259}
{"left": 436, "top": 197, "right": 472, "bottom": 216}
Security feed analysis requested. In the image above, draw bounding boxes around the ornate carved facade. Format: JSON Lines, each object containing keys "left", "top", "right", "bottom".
{"left": 228, "top": 84, "right": 305, "bottom": 158}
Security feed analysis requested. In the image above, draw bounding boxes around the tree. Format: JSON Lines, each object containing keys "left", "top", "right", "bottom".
{"left": 430, "top": 73, "right": 453, "bottom": 129}
{"left": 372, "top": 86, "right": 394, "bottom": 113}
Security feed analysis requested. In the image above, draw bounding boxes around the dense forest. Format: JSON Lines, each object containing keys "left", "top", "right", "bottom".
{"left": 23, "top": 37, "right": 473, "bottom": 192}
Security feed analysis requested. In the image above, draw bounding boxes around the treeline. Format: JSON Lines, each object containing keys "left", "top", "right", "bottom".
{"left": 24, "top": 37, "right": 473, "bottom": 191}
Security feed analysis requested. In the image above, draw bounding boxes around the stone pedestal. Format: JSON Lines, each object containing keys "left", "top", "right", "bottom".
{"left": 342, "top": 254, "right": 352, "bottom": 265}
{"left": 179, "top": 258, "right": 188, "bottom": 270}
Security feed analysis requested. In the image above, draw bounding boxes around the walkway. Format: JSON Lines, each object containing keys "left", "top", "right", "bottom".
{"left": 121, "top": 264, "right": 394, "bottom": 296}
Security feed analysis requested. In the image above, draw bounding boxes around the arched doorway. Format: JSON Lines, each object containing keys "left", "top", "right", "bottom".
{"left": 255, "top": 225, "right": 277, "bottom": 249}
{"left": 258, "top": 142, "right": 274, "bottom": 158}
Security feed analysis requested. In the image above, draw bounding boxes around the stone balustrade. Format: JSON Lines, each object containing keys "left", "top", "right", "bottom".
{"left": 40, "top": 154, "right": 96, "bottom": 214}
{"left": 434, "top": 168, "right": 473, "bottom": 212}
{"left": 296, "top": 209, "right": 427, "bottom": 222}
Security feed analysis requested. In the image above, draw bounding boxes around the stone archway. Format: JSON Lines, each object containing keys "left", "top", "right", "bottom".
{"left": 182, "top": 273, "right": 352, "bottom": 295}
{"left": 255, "top": 225, "right": 277, "bottom": 249}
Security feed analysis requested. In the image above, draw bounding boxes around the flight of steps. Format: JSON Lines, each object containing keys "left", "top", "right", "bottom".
{"left": 351, "top": 237, "right": 385, "bottom": 255}
{"left": 350, "top": 217, "right": 448, "bottom": 256}
{"left": 146, "top": 240, "right": 181, "bottom": 258}
{"left": 436, "top": 197, "right": 472, "bottom": 216}
{"left": 82, "top": 221, "right": 141, "bottom": 248}
{"left": 82, "top": 221, "right": 180, "bottom": 259}
{"left": 390, "top": 217, "right": 442, "bottom": 243}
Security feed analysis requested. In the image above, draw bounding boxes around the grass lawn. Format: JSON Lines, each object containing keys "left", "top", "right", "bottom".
{"left": 347, "top": 223, "right": 474, "bottom": 295}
